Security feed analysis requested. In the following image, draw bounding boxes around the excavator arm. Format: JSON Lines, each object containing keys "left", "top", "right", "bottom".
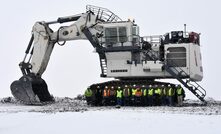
{"left": 10, "top": 11, "right": 103, "bottom": 104}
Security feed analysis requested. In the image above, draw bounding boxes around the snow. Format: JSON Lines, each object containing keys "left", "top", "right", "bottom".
{"left": 0, "top": 110, "right": 221, "bottom": 134}
{"left": 0, "top": 97, "right": 221, "bottom": 134}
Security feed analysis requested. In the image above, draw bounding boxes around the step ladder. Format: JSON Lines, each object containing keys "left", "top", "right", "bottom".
{"left": 164, "top": 63, "right": 206, "bottom": 103}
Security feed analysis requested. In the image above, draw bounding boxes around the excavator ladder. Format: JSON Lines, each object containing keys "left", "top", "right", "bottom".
{"left": 100, "top": 58, "right": 108, "bottom": 77}
{"left": 164, "top": 62, "right": 206, "bottom": 103}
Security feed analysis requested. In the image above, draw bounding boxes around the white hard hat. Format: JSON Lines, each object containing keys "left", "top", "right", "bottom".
{"left": 149, "top": 85, "right": 152, "bottom": 87}
{"left": 133, "top": 84, "right": 136, "bottom": 87}
{"left": 105, "top": 86, "right": 108, "bottom": 88}
{"left": 142, "top": 85, "right": 145, "bottom": 87}
{"left": 168, "top": 84, "right": 171, "bottom": 87}
{"left": 111, "top": 86, "right": 114, "bottom": 89}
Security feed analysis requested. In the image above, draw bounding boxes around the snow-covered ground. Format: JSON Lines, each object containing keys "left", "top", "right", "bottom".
{"left": 0, "top": 97, "right": 221, "bottom": 134}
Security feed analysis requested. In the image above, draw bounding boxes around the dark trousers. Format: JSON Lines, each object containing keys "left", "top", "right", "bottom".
{"left": 148, "top": 96, "right": 153, "bottom": 106}
{"left": 117, "top": 98, "right": 122, "bottom": 106}
{"left": 123, "top": 97, "right": 130, "bottom": 106}
{"left": 135, "top": 96, "right": 142, "bottom": 106}
{"left": 102, "top": 97, "right": 109, "bottom": 106}
{"left": 142, "top": 96, "right": 148, "bottom": 106}
{"left": 168, "top": 96, "right": 174, "bottom": 106}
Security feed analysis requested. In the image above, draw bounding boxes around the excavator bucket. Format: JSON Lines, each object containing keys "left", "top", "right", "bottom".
{"left": 10, "top": 75, "right": 54, "bottom": 105}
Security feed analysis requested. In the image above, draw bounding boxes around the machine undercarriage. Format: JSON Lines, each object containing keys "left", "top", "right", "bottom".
{"left": 86, "top": 80, "right": 184, "bottom": 106}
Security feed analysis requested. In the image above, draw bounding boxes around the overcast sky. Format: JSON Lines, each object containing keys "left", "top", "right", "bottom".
{"left": 0, "top": 0, "right": 220, "bottom": 100}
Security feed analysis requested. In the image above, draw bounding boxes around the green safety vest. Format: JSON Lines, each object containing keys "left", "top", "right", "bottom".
{"left": 168, "top": 88, "right": 174, "bottom": 96}
{"left": 117, "top": 90, "right": 123, "bottom": 98}
{"left": 132, "top": 89, "right": 136, "bottom": 96}
{"left": 84, "top": 89, "right": 93, "bottom": 97}
{"left": 177, "top": 88, "right": 183, "bottom": 95}
{"left": 148, "top": 88, "right": 154, "bottom": 96}
{"left": 143, "top": 89, "right": 147, "bottom": 96}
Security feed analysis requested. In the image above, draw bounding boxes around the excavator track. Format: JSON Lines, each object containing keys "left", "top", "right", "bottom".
{"left": 10, "top": 75, "right": 54, "bottom": 105}
{"left": 86, "top": 79, "right": 183, "bottom": 106}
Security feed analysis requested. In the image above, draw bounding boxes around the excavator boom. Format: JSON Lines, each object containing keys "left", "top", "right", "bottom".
{"left": 10, "top": 10, "right": 101, "bottom": 104}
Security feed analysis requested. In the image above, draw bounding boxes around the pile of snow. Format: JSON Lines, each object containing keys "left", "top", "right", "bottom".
{"left": 0, "top": 97, "right": 221, "bottom": 115}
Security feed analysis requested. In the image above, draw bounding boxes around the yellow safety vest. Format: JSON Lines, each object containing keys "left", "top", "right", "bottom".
{"left": 143, "top": 89, "right": 147, "bottom": 96}
{"left": 158, "top": 88, "right": 162, "bottom": 95}
{"left": 148, "top": 88, "right": 154, "bottom": 96}
{"left": 163, "top": 88, "right": 167, "bottom": 95}
{"left": 132, "top": 89, "right": 136, "bottom": 96}
{"left": 177, "top": 88, "right": 183, "bottom": 95}
{"left": 168, "top": 88, "right": 174, "bottom": 96}
{"left": 117, "top": 90, "right": 123, "bottom": 98}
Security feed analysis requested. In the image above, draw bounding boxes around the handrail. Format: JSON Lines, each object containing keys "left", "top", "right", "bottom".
{"left": 86, "top": 5, "right": 122, "bottom": 22}
{"left": 165, "top": 60, "right": 206, "bottom": 97}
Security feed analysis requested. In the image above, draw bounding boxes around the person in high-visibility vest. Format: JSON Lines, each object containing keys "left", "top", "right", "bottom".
{"left": 161, "top": 85, "right": 167, "bottom": 105}
{"left": 167, "top": 84, "right": 175, "bottom": 106}
{"left": 116, "top": 86, "right": 123, "bottom": 106}
{"left": 84, "top": 87, "right": 93, "bottom": 105}
{"left": 141, "top": 85, "right": 147, "bottom": 106}
{"left": 147, "top": 85, "right": 154, "bottom": 106}
{"left": 102, "top": 86, "right": 110, "bottom": 106}
{"left": 156, "top": 85, "right": 163, "bottom": 106}
{"left": 153, "top": 85, "right": 160, "bottom": 106}
{"left": 176, "top": 85, "right": 183, "bottom": 106}
{"left": 135, "top": 86, "right": 142, "bottom": 105}
{"left": 131, "top": 84, "right": 137, "bottom": 106}
{"left": 123, "top": 85, "right": 130, "bottom": 106}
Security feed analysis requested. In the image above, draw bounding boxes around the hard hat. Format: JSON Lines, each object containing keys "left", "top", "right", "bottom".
{"left": 97, "top": 86, "right": 100, "bottom": 88}
{"left": 175, "top": 85, "right": 178, "bottom": 87}
{"left": 111, "top": 86, "right": 114, "bottom": 89}
{"left": 168, "top": 84, "right": 171, "bottom": 87}
{"left": 149, "top": 85, "right": 152, "bottom": 87}
{"left": 162, "top": 85, "right": 164, "bottom": 87}
{"left": 118, "top": 86, "right": 121, "bottom": 89}
{"left": 105, "top": 86, "right": 108, "bottom": 88}
{"left": 125, "top": 85, "right": 128, "bottom": 87}
{"left": 133, "top": 84, "right": 136, "bottom": 87}
{"left": 142, "top": 85, "right": 145, "bottom": 87}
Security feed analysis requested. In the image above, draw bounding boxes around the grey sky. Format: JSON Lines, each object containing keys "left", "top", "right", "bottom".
{"left": 0, "top": 0, "right": 220, "bottom": 100}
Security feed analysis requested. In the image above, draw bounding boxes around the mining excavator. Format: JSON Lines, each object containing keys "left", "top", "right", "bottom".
{"left": 10, "top": 5, "right": 206, "bottom": 105}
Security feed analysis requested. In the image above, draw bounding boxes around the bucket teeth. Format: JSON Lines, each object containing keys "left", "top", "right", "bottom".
{"left": 10, "top": 75, "right": 54, "bottom": 105}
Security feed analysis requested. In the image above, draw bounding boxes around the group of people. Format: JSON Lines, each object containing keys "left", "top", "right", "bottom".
{"left": 84, "top": 84, "right": 184, "bottom": 107}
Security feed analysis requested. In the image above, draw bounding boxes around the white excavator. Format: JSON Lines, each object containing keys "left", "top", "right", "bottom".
{"left": 10, "top": 5, "right": 206, "bottom": 105}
